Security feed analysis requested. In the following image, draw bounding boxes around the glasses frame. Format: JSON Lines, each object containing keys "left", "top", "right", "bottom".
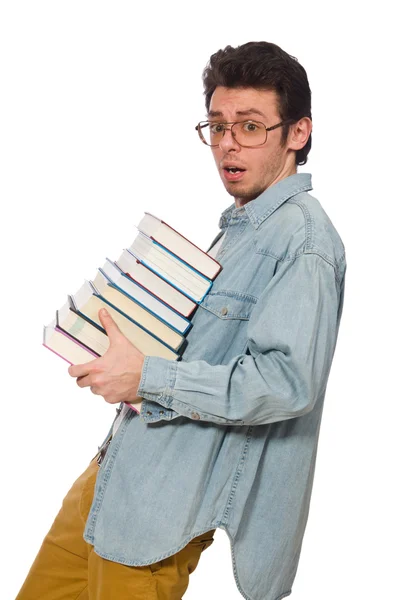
{"left": 195, "top": 118, "right": 296, "bottom": 148}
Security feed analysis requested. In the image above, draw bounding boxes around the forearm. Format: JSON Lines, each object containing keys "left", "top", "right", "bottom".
{"left": 138, "top": 352, "right": 322, "bottom": 425}
{"left": 138, "top": 253, "right": 343, "bottom": 426}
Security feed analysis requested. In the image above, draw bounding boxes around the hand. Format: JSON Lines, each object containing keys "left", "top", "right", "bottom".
{"left": 68, "top": 308, "right": 145, "bottom": 405}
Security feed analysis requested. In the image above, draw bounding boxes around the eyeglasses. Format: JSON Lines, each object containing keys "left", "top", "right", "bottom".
{"left": 195, "top": 119, "right": 295, "bottom": 148}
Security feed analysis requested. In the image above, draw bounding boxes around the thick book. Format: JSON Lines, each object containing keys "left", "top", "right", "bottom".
{"left": 43, "top": 211, "right": 219, "bottom": 416}
{"left": 57, "top": 297, "right": 110, "bottom": 356}
{"left": 43, "top": 320, "right": 141, "bottom": 414}
{"left": 138, "top": 212, "right": 222, "bottom": 280}
{"left": 99, "top": 258, "right": 192, "bottom": 335}
{"left": 71, "top": 280, "right": 181, "bottom": 360}
{"left": 116, "top": 249, "right": 197, "bottom": 318}
{"left": 91, "top": 270, "right": 185, "bottom": 353}
{"left": 129, "top": 229, "right": 213, "bottom": 303}
{"left": 43, "top": 320, "right": 100, "bottom": 364}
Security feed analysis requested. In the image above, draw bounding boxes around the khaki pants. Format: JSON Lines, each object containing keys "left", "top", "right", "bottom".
{"left": 16, "top": 455, "right": 216, "bottom": 599}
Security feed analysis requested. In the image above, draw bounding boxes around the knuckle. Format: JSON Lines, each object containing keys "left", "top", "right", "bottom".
{"left": 92, "top": 374, "right": 103, "bottom": 386}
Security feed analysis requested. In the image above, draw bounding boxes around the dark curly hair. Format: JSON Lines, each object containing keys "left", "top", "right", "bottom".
{"left": 202, "top": 41, "right": 312, "bottom": 166}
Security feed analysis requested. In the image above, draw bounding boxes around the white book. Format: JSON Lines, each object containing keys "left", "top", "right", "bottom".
{"left": 57, "top": 297, "right": 110, "bottom": 356}
{"left": 116, "top": 249, "right": 197, "bottom": 318}
{"left": 99, "top": 259, "right": 191, "bottom": 335}
{"left": 43, "top": 319, "right": 141, "bottom": 414}
{"left": 71, "top": 281, "right": 180, "bottom": 360}
{"left": 130, "top": 229, "right": 212, "bottom": 303}
{"left": 138, "top": 212, "right": 222, "bottom": 280}
{"left": 91, "top": 270, "right": 185, "bottom": 352}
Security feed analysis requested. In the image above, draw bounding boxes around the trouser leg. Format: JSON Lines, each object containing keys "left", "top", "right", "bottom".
{"left": 15, "top": 458, "right": 99, "bottom": 600}
{"left": 16, "top": 455, "right": 216, "bottom": 600}
{"left": 86, "top": 528, "right": 215, "bottom": 600}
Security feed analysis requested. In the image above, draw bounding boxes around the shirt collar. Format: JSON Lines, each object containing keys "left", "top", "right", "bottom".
{"left": 218, "top": 173, "right": 313, "bottom": 230}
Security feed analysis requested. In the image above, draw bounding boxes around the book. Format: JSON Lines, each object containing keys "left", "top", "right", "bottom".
{"left": 57, "top": 296, "right": 110, "bottom": 356}
{"left": 71, "top": 280, "right": 181, "bottom": 360}
{"left": 129, "top": 230, "right": 213, "bottom": 303}
{"left": 90, "top": 270, "right": 185, "bottom": 352}
{"left": 43, "top": 320, "right": 100, "bottom": 364}
{"left": 99, "top": 258, "right": 192, "bottom": 335}
{"left": 116, "top": 249, "right": 197, "bottom": 318}
{"left": 43, "top": 320, "right": 142, "bottom": 414}
{"left": 138, "top": 212, "right": 222, "bottom": 280}
{"left": 43, "top": 211, "right": 222, "bottom": 417}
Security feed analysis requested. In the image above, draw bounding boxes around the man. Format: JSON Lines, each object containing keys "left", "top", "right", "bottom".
{"left": 17, "top": 41, "right": 346, "bottom": 600}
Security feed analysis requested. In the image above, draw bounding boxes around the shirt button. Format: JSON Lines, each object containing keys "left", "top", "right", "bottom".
{"left": 146, "top": 411, "right": 152, "bottom": 416}
{"left": 159, "top": 410, "right": 164, "bottom": 415}
{"left": 221, "top": 307, "right": 228, "bottom": 316}
{"left": 191, "top": 412, "right": 200, "bottom": 420}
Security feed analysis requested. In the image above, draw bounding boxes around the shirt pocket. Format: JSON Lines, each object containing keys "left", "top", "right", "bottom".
{"left": 196, "top": 289, "right": 257, "bottom": 363}
{"left": 200, "top": 289, "right": 257, "bottom": 320}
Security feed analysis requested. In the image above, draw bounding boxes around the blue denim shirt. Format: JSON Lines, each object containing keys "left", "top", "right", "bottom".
{"left": 84, "top": 173, "right": 346, "bottom": 600}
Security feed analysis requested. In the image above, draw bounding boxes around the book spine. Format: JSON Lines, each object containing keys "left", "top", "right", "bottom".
{"left": 125, "top": 402, "right": 141, "bottom": 414}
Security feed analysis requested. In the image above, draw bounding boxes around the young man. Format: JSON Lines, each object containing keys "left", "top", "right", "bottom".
{"left": 17, "top": 41, "right": 346, "bottom": 600}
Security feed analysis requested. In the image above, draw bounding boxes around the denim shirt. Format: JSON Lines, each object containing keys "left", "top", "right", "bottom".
{"left": 84, "top": 173, "right": 346, "bottom": 600}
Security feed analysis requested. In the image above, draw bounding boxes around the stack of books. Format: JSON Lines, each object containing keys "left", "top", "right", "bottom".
{"left": 43, "top": 212, "right": 222, "bottom": 411}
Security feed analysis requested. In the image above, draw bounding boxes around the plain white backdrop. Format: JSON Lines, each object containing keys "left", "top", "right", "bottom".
{"left": 1, "top": 1, "right": 395, "bottom": 598}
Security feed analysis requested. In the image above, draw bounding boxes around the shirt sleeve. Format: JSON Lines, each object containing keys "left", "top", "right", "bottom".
{"left": 137, "top": 252, "right": 345, "bottom": 426}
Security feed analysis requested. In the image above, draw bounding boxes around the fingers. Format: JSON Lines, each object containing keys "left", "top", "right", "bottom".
{"left": 76, "top": 375, "right": 103, "bottom": 397}
{"left": 76, "top": 375, "right": 91, "bottom": 388}
{"left": 68, "top": 358, "right": 101, "bottom": 378}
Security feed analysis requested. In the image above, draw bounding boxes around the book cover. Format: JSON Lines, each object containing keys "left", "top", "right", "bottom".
{"left": 99, "top": 259, "right": 192, "bottom": 335}
{"left": 139, "top": 212, "right": 222, "bottom": 280}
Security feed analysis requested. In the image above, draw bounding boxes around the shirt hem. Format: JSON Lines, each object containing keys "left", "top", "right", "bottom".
{"left": 221, "top": 523, "right": 292, "bottom": 600}
{"left": 84, "top": 521, "right": 292, "bottom": 600}
{"left": 84, "top": 522, "right": 222, "bottom": 565}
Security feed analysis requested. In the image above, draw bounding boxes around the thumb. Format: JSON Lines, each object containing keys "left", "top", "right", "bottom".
{"left": 98, "top": 308, "right": 123, "bottom": 342}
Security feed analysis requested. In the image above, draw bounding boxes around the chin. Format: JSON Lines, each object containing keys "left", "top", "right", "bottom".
{"left": 226, "top": 183, "right": 263, "bottom": 202}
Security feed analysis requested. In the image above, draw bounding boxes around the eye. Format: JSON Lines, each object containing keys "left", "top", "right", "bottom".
{"left": 243, "top": 121, "right": 259, "bottom": 132}
{"left": 209, "top": 123, "right": 225, "bottom": 134}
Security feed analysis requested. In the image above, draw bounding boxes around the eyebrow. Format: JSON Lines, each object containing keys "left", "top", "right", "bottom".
{"left": 206, "top": 108, "right": 267, "bottom": 120}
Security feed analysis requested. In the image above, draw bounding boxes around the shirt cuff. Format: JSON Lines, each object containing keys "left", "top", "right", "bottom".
{"left": 137, "top": 356, "right": 179, "bottom": 422}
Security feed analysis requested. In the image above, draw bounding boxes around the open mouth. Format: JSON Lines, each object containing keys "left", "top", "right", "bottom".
{"left": 225, "top": 167, "right": 245, "bottom": 174}
{"left": 223, "top": 167, "right": 246, "bottom": 181}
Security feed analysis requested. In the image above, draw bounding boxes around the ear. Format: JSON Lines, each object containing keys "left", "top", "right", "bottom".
{"left": 288, "top": 117, "right": 312, "bottom": 152}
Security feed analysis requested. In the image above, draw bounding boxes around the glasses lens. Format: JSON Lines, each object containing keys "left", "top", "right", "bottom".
{"left": 233, "top": 121, "right": 267, "bottom": 146}
{"left": 199, "top": 121, "right": 267, "bottom": 146}
{"left": 199, "top": 122, "right": 224, "bottom": 146}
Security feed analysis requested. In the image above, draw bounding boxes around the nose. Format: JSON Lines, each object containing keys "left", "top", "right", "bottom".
{"left": 218, "top": 126, "right": 241, "bottom": 153}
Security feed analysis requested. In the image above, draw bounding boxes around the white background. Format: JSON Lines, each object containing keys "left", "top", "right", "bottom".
{"left": 1, "top": 1, "right": 396, "bottom": 599}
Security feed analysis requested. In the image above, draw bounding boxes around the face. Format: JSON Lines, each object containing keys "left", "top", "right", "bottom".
{"left": 208, "top": 86, "right": 298, "bottom": 206}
